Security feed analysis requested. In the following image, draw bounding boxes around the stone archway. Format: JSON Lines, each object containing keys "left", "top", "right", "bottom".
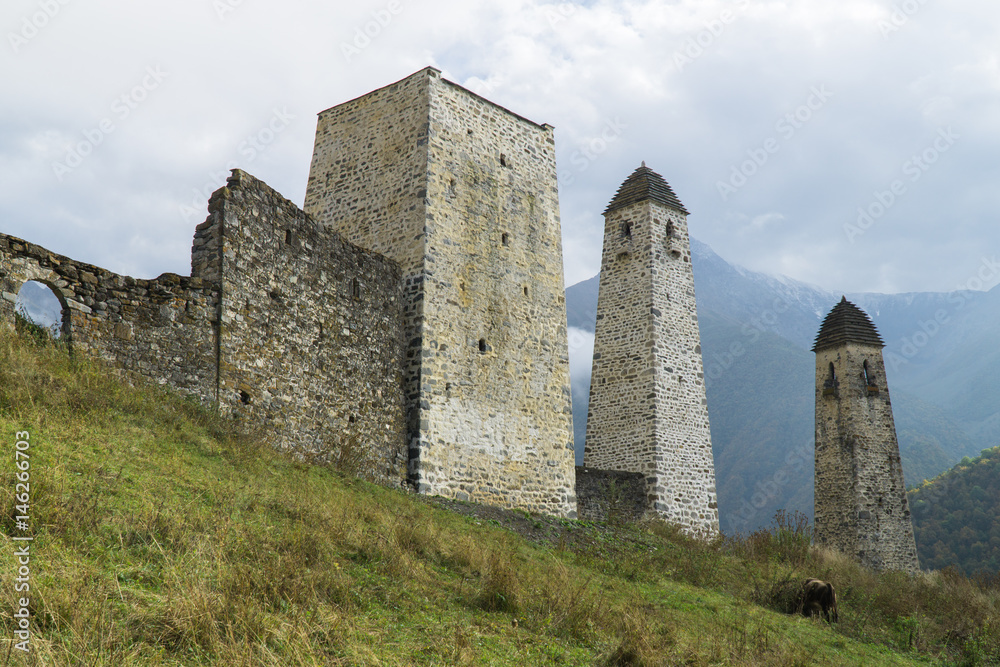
{"left": 14, "top": 279, "right": 70, "bottom": 342}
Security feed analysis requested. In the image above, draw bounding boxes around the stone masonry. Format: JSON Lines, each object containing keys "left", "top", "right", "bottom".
{"left": 305, "top": 67, "right": 577, "bottom": 517}
{"left": 575, "top": 468, "right": 646, "bottom": 523}
{"left": 584, "top": 164, "right": 719, "bottom": 536}
{"left": 0, "top": 170, "right": 408, "bottom": 484}
{"left": 203, "top": 170, "right": 407, "bottom": 482}
{"left": 2, "top": 69, "right": 730, "bottom": 526}
{"left": 813, "top": 297, "right": 919, "bottom": 572}
{"left": 0, "top": 238, "right": 219, "bottom": 398}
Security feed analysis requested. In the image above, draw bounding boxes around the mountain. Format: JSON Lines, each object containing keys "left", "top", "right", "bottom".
{"left": 566, "top": 238, "right": 997, "bottom": 536}
{"left": 908, "top": 446, "right": 1000, "bottom": 574}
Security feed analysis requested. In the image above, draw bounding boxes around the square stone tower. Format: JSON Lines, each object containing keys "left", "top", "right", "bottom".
{"left": 813, "top": 297, "right": 919, "bottom": 572}
{"left": 584, "top": 164, "right": 719, "bottom": 536}
{"left": 304, "top": 67, "right": 576, "bottom": 517}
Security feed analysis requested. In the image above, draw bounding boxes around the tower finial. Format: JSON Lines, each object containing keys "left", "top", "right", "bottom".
{"left": 641, "top": 160, "right": 646, "bottom": 168}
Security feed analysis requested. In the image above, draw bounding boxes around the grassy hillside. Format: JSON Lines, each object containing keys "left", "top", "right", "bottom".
{"left": 1, "top": 328, "right": 999, "bottom": 665}
{"left": 909, "top": 446, "right": 1000, "bottom": 574}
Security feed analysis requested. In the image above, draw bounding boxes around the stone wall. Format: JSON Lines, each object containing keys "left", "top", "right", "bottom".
{"left": 305, "top": 67, "right": 577, "bottom": 517}
{"left": 814, "top": 339, "right": 919, "bottom": 572}
{"left": 575, "top": 467, "right": 646, "bottom": 522}
{"left": 584, "top": 167, "right": 719, "bottom": 536}
{"left": 208, "top": 170, "right": 408, "bottom": 482}
{"left": 0, "top": 234, "right": 219, "bottom": 399}
{"left": 0, "top": 169, "right": 408, "bottom": 486}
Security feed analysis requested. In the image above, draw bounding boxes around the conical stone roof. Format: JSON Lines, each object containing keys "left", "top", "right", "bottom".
{"left": 604, "top": 163, "right": 689, "bottom": 215}
{"left": 812, "top": 296, "right": 884, "bottom": 352}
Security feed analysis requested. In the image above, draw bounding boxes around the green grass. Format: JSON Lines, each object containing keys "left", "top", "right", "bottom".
{"left": 0, "top": 326, "right": 998, "bottom": 665}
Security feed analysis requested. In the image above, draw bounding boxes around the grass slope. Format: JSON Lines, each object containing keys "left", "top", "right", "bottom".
{"left": 1, "top": 328, "right": 999, "bottom": 665}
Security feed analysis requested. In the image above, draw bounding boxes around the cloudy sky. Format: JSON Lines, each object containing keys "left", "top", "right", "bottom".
{"left": 2, "top": 0, "right": 998, "bottom": 295}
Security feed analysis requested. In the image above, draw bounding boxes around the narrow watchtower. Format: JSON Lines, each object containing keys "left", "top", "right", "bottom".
{"left": 813, "top": 297, "right": 919, "bottom": 572}
{"left": 584, "top": 164, "right": 719, "bottom": 536}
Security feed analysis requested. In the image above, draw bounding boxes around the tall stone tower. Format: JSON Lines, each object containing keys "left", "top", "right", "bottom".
{"left": 584, "top": 164, "right": 719, "bottom": 536}
{"left": 304, "top": 67, "right": 576, "bottom": 517}
{"left": 813, "top": 297, "right": 919, "bottom": 572}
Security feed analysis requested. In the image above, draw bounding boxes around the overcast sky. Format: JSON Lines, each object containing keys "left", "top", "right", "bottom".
{"left": 3, "top": 0, "right": 998, "bottom": 295}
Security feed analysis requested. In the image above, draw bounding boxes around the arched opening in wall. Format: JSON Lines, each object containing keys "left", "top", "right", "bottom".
{"left": 14, "top": 281, "right": 68, "bottom": 345}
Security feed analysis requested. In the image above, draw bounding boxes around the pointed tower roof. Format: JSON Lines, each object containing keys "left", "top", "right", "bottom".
{"left": 604, "top": 162, "right": 689, "bottom": 215}
{"left": 812, "top": 296, "right": 884, "bottom": 352}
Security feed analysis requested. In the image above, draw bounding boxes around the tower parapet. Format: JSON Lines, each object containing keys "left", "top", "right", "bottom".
{"left": 813, "top": 297, "right": 919, "bottom": 572}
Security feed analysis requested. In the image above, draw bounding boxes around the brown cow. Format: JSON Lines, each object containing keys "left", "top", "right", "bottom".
{"left": 799, "top": 578, "right": 838, "bottom": 623}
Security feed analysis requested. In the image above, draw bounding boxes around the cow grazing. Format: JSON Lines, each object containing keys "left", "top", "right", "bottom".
{"left": 799, "top": 578, "right": 838, "bottom": 623}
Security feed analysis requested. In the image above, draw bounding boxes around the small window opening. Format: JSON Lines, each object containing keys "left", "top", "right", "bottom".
{"left": 500, "top": 153, "right": 507, "bottom": 167}
{"left": 620, "top": 222, "right": 632, "bottom": 239}
{"left": 478, "top": 338, "right": 487, "bottom": 353}
{"left": 665, "top": 221, "right": 675, "bottom": 240}
{"left": 239, "top": 390, "right": 251, "bottom": 405}
{"left": 523, "top": 286, "right": 529, "bottom": 297}
{"left": 348, "top": 415, "right": 356, "bottom": 424}
{"left": 501, "top": 232, "right": 510, "bottom": 247}
{"left": 823, "top": 362, "right": 838, "bottom": 396}
{"left": 350, "top": 278, "right": 361, "bottom": 299}
{"left": 284, "top": 229, "right": 292, "bottom": 245}
{"left": 863, "top": 360, "right": 879, "bottom": 394}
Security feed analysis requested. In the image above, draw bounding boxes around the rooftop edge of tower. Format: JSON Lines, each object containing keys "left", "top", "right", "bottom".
{"left": 315, "top": 66, "right": 554, "bottom": 132}
{"left": 604, "top": 163, "right": 689, "bottom": 216}
{"left": 812, "top": 296, "right": 885, "bottom": 352}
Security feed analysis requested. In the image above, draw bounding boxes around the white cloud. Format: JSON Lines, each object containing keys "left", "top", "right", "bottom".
{"left": 1, "top": 0, "right": 998, "bottom": 294}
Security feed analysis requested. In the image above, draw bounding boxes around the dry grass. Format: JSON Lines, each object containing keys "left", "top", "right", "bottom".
{"left": 0, "top": 326, "right": 998, "bottom": 665}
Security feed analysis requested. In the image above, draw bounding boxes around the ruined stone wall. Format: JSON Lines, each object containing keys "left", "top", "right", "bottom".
{"left": 209, "top": 170, "right": 407, "bottom": 483}
{"left": 0, "top": 168, "right": 407, "bottom": 485}
{"left": 575, "top": 468, "right": 646, "bottom": 522}
{"left": 305, "top": 67, "right": 577, "bottom": 517}
{"left": 0, "top": 234, "right": 218, "bottom": 398}
{"left": 585, "top": 190, "right": 718, "bottom": 536}
{"left": 814, "top": 342, "right": 919, "bottom": 572}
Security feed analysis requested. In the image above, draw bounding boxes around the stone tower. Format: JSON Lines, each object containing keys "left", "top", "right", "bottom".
{"left": 813, "top": 297, "right": 919, "bottom": 572}
{"left": 304, "top": 67, "right": 576, "bottom": 517}
{"left": 584, "top": 164, "right": 719, "bottom": 536}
